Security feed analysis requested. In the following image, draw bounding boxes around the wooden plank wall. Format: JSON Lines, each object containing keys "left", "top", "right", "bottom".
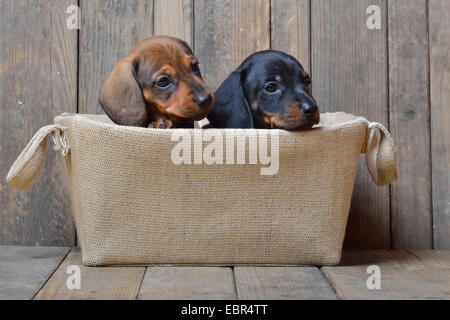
{"left": 0, "top": 0, "right": 448, "bottom": 249}
{"left": 429, "top": 0, "right": 450, "bottom": 249}
{"left": 312, "top": 0, "right": 390, "bottom": 249}
{"left": 388, "top": 0, "right": 431, "bottom": 249}
{"left": 0, "top": 0, "right": 77, "bottom": 246}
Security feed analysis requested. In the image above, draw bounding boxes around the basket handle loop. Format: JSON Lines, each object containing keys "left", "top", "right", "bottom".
{"left": 6, "top": 125, "right": 70, "bottom": 191}
{"left": 362, "top": 121, "right": 398, "bottom": 186}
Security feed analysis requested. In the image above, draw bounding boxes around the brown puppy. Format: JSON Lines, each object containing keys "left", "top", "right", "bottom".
{"left": 99, "top": 36, "right": 215, "bottom": 128}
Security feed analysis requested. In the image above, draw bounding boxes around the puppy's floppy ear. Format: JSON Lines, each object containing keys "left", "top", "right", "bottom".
{"left": 98, "top": 60, "right": 149, "bottom": 127}
{"left": 305, "top": 72, "right": 312, "bottom": 85}
{"left": 207, "top": 67, "right": 253, "bottom": 128}
{"left": 303, "top": 71, "right": 312, "bottom": 94}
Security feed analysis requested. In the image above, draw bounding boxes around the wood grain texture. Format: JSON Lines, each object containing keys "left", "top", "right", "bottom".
{"left": 154, "top": 0, "right": 193, "bottom": 47}
{"left": 388, "top": 0, "right": 431, "bottom": 249}
{"left": 137, "top": 267, "right": 236, "bottom": 300}
{"left": 194, "top": 0, "right": 270, "bottom": 90}
{"left": 0, "top": 246, "right": 69, "bottom": 300}
{"left": 409, "top": 250, "right": 450, "bottom": 268}
{"left": 234, "top": 267, "right": 337, "bottom": 300}
{"left": 0, "top": 0, "right": 76, "bottom": 246}
{"left": 322, "top": 250, "right": 450, "bottom": 299}
{"left": 312, "top": 0, "right": 390, "bottom": 249}
{"left": 78, "top": 0, "right": 153, "bottom": 114}
{"left": 271, "top": 0, "right": 310, "bottom": 72}
{"left": 430, "top": 0, "right": 450, "bottom": 249}
{"left": 34, "top": 248, "right": 145, "bottom": 300}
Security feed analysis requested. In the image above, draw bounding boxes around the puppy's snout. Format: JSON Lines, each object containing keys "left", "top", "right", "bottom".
{"left": 301, "top": 103, "right": 318, "bottom": 119}
{"left": 195, "top": 93, "right": 213, "bottom": 109}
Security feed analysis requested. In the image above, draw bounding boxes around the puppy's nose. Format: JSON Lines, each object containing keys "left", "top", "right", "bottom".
{"left": 195, "top": 93, "right": 213, "bottom": 108}
{"left": 301, "top": 103, "right": 318, "bottom": 119}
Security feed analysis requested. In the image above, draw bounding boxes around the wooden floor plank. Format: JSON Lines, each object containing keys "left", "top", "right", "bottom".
{"left": 408, "top": 250, "right": 450, "bottom": 269}
{"left": 34, "top": 248, "right": 145, "bottom": 300}
{"left": 0, "top": 246, "right": 69, "bottom": 300}
{"left": 137, "top": 267, "right": 236, "bottom": 300}
{"left": 234, "top": 267, "right": 337, "bottom": 300}
{"left": 322, "top": 250, "right": 450, "bottom": 299}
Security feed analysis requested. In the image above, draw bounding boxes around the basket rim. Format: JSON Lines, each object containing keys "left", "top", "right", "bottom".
{"left": 55, "top": 112, "right": 370, "bottom": 134}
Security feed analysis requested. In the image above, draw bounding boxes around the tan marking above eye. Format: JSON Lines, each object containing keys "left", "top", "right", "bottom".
{"left": 182, "top": 55, "right": 198, "bottom": 69}
{"left": 158, "top": 64, "right": 176, "bottom": 77}
{"left": 275, "top": 75, "right": 281, "bottom": 82}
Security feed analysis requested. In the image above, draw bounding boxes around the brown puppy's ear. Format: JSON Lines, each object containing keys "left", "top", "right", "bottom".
{"left": 98, "top": 60, "right": 149, "bottom": 127}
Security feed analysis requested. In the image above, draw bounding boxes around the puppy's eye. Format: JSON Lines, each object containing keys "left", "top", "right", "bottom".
{"left": 155, "top": 76, "right": 172, "bottom": 89}
{"left": 264, "top": 82, "right": 279, "bottom": 93}
{"left": 192, "top": 62, "right": 200, "bottom": 74}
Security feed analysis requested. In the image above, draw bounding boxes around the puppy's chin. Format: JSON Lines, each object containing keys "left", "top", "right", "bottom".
{"left": 286, "top": 123, "right": 315, "bottom": 131}
{"left": 287, "top": 116, "right": 320, "bottom": 131}
{"left": 162, "top": 110, "right": 212, "bottom": 128}
{"left": 263, "top": 112, "right": 320, "bottom": 131}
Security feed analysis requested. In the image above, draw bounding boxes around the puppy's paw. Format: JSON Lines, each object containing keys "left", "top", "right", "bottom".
{"left": 148, "top": 119, "right": 174, "bottom": 129}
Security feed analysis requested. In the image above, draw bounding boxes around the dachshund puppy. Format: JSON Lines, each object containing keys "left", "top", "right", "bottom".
{"left": 99, "top": 36, "right": 215, "bottom": 128}
{"left": 207, "top": 50, "right": 319, "bottom": 130}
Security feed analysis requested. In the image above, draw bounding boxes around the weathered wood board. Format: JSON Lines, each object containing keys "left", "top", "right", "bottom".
{"left": 409, "top": 250, "right": 450, "bottom": 268}
{"left": 311, "top": 0, "right": 390, "bottom": 249}
{"left": 154, "top": 0, "right": 193, "bottom": 47}
{"left": 137, "top": 267, "right": 237, "bottom": 300}
{"left": 0, "top": 246, "right": 69, "bottom": 300}
{"left": 194, "top": 0, "right": 271, "bottom": 90}
{"left": 322, "top": 250, "right": 450, "bottom": 299}
{"left": 34, "top": 248, "right": 146, "bottom": 300}
{"left": 78, "top": 0, "right": 153, "bottom": 114}
{"left": 388, "top": 0, "right": 432, "bottom": 249}
{"left": 0, "top": 0, "right": 76, "bottom": 246}
{"left": 234, "top": 267, "right": 337, "bottom": 300}
{"left": 429, "top": 0, "right": 450, "bottom": 249}
{"left": 1, "top": 247, "right": 448, "bottom": 300}
{"left": 270, "top": 0, "right": 310, "bottom": 73}
{"left": 0, "top": 0, "right": 447, "bottom": 251}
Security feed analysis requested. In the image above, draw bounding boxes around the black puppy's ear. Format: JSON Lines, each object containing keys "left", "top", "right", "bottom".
{"left": 305, "top": 73, "right": 311, "bottom": 85}
{"left": 98, "top": 60, "right": 149, "bottom": 127}
{"left": 303, "top": 72, "right": 312, "bottom": 94}
{"left": 207, "top": 67, "right": 253, "bottom": 128}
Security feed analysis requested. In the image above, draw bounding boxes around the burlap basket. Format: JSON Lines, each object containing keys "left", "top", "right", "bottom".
{"left": 6, "top": 112, "right": 397, "bottom": 266}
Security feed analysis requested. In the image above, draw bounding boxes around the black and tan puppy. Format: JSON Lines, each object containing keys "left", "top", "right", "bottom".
{"left": 208, "top": 50, "right": 319, "bottom": 130}
{"left": 99, "top": 36, "right": 215, "bottom": 128}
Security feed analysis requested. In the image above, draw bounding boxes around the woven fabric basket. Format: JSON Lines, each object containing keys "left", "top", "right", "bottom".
{"left": 6, "top": 112, "right": 397, "bottom": 266}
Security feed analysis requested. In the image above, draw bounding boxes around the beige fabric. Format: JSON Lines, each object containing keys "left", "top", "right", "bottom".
{"left": 6, "top": 125, "right": 69, "bottom": 191}
{"left": 6, "top": 112, "right": 397, "bottom": 266}
{"left": 364, "top": 122, "right": 398, "bottom": 186}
